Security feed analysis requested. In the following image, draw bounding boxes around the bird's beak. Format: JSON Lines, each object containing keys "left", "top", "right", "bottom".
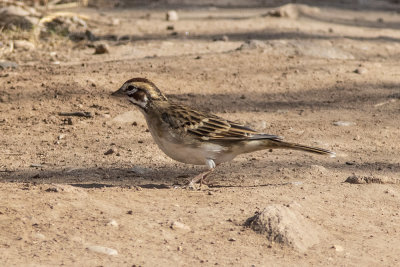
{"left": 111, "top": 86, "right": 125, "bottom": 97}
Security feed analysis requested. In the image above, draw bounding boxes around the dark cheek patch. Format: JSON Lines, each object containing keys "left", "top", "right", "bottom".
{"left": 129, "top": 90, "right": 146, "bottom": 102}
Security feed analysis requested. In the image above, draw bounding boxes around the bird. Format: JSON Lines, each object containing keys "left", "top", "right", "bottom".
{"left": 112, "top": 77, "right": 335, "bottom": 188}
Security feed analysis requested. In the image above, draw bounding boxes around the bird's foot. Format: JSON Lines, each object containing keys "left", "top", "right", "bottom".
{"left": 186, "top": 169, "right": 213, "bottom": 190}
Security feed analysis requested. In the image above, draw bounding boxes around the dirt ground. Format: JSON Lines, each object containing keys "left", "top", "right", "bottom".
{"left": 1, "top": 1, "right": 400, "bottom": 266}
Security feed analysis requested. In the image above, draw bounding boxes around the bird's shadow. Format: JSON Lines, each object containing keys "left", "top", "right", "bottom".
{"left": 2, "top": 158, "right": 399, "bottom": 190}
{"left": 0, "top": 163, "right": 291, "bottom": 190}
{"left": 0, "top": 165, "right": 209, "bottom": 189}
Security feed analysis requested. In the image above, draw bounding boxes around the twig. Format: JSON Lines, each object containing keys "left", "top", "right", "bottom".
{"left": 374, "top": 99, "right": 397, "bottom": 108}
{"left": 58, "top": 111, "right": 93, "bottom": 118}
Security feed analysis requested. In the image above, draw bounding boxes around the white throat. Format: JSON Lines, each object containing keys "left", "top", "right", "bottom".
{"left": 128, "top": 95, "right": 148, "bottom": 109}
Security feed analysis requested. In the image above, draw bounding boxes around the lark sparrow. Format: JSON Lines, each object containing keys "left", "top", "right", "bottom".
{"left": 112, "top": 78, "right": 335, "bottom": 187}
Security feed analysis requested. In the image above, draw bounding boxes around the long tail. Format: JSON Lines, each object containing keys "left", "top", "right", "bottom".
{"left": 267, "top": 139, "right": 336, "bottom": 157}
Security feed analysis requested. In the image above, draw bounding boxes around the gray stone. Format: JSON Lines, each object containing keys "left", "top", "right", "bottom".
{"left": 0, "top": 60, "right": 18, "bottom": 69}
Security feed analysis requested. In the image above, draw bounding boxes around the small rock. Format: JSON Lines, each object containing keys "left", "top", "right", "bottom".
{"left": 129, "top": 166, "right": 149, "bottom": 175}
{"left": 345, "top": 175, "right": 399, "bottom": 184}
{"left": 166, "top": 10, "right": 179, "bottom": 21}
{"left": 87, "top": 245, "right": 118, "bottom": 256}
{"left": 267, "top": 4, "right": 299, "bottom": 19}
{"left": 107, "top": 219, "right": 119, "bottom": 227}
{"left": 104, "top": 148, "right": 114, "bottom": 155}
{"left": 111, "top": 18, "right": 120, "bottom": 26}
{"left": 57, "top": 134, "right": 65, "bottom": 140}
{"left": 30, "top": 163, "right": 43, "bottom": 168}
{"left": 94, "top": 43, "right": 109, "bottom": 54}
{"left": 170, "top": 221, "right": 191, "bottom": 231}
{"left": 333, "top": 121, "right": 355, "bottom": 126}
{"left": 332, "top": 244, "right": 344, "bottom": 252}
{"left": 127, "top": 210, "right": 133, "bottom": 215}
{"left": 45, "top": 187, "right": 59, "bottom": 192}
{"left": 0, "top": 60, "right": 18, "bottom": 69}
{"left": 291, "top": 181, "right": 303, "bottom": 186}
{"left": 245, "top": 202, "right": 323, "bottom": 252}
{"left": 166, "top": 25, "right": 174, "bottom": 30}
{"left": 262, "top": 4, "right": 320, "bottom": 19}
{"left": 213, "top": 35, "right": 229, "bottom": 42}
{"left": 228, "top": 237, "right": 236, "bottom": 242}
{"left": 33, "top": 233, "right": 46, "bottom": 240}
{"left": 237, "top": 40, "right": 267, "bottom": 51}
{"left": 14, "top": 40, "right": 35, "bottom": 50}
{"left": 354, "top": 67, "right": 367, "bottom": 74}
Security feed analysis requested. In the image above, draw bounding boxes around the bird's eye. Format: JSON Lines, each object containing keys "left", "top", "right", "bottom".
{"left": 127, "top": 85, "right": 135, "bottom": 91}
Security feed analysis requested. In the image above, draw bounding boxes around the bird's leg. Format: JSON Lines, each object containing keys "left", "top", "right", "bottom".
{"left": 187, "top": 159, "right": 216, "bottom": 189}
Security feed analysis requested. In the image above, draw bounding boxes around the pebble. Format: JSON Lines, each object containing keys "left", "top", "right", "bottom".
{"left": 213, "top": 35, "right": 229, "bottom": 42}
{"left": 0, "top": 60, "right": 18, "bottom": 69}
{"left": 94, "top": 43, "right": 109, "bottom": 54}
{"left": 57, "top": 134, "right": 66, "bottom": 140}
{"left": 333, "top": 121, "right": 354, "bottom": 126}
{"left": 332, "top": 244, "right": 344, "bottom": 252}
{"left": 237, "top": 40, "right": 267, "bottom": 50}
{"left": 129, "top": 166, "right": 149, "bottom": 175}
{"left": 111, "top": 18, "right": 120, "bottom": 26}
{"left": 107, "top": 219, "right": 119, "bottom": 227}
{"left": 166, "top": 10, "right": 179, "bottom": 21}
{"left": 30, "top": 163, "right": 43, "bottom": 168}
{"left": 14, "top": 40, "right": 35, "bottom": 50}
{"left": 170, "top": 221, "right": 191, "bottom": 231}
{"left": 87, "top": 245, "right": 118, "bottom": 256}
{"left": 45, "top": 187, "right": 59, "bottom": 192}
{"left": 33, "top": 233, "right": 46, "bottom": 240}
{"left": 354, "top": 67, "right": 367, "bottom": 74}
{"left": 104, "top": 148, "right": 114, "bottom": 155}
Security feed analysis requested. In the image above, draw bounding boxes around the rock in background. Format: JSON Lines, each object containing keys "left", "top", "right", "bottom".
{"left": 245, "top": 202, "right": 325, "bottom": 252}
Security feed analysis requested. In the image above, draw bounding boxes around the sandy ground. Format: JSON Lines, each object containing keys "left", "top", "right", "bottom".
{"left": 1, "top": 1, "right": 400, "bottom": 266}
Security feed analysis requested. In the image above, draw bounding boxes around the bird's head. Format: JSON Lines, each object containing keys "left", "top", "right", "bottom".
{"left": 112, "top": 78, "right": 167, "bottom": 110}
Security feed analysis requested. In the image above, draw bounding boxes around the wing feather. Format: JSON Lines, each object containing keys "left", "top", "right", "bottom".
{"left": 161, "top": 103, "right": 281, "bottom": 141}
